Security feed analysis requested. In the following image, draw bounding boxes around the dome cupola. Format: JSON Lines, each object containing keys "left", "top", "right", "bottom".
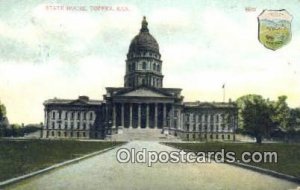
{"left": 128, "top": 16, "right": 160, "bottom": 56}
{"left": 124, "top": 17, "right": 164, "bottom": 89}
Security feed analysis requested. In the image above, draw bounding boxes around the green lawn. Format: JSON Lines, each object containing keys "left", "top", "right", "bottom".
{"left": 164, "top": 142, "right": 300, "bottom": 178}
{"left": 0, "top": 139, "right": 124, "bottom": 182}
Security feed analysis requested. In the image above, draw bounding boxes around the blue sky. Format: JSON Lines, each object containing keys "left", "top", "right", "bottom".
{"left": 0, "top": 0, "right": 300, "bottom": 124}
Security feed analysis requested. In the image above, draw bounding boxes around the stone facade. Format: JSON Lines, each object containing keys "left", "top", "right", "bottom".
{"left": 42, "top": 17, "right": 238, "bottom": 141}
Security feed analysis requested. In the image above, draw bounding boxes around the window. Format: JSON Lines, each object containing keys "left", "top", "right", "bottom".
{"left": 132, "top": 62, "right": 136, "bottom": 71}
{"left": 83, "top": 132, "right": 86, "bottom": 137}
{"left": 70, "top": 122, "right": 74, "bottom": 129}
{"left": 64, "top": 123, "right": 68, "bottom": 129}
{"left": 77, "top": 112, "right": 80, "bottom": 120}
{"left": 52, "top": 122, "right": 55, "bottom": 129}
{"left": 83, "top": 123, "right": 86, "bottom": 130}
{"left": 83, "top": 112, "right": 86, "bottom": 120}
{"left": 51, "top": 131, "right": 54, "bottom": 136}
{"left": 90, "top": 112, "right": 93, "bottom": 120}
{"left": 58, "top": 131, "right": 61, "bottom": 137}
{"left": 228, "top": 135, "right": 231, "bottom": 140}
{"left": 142, "top": 62, "right": 147, "bottom": 69}
{"left": 58, "top": 111, "right": 61, "bottom": 119}
{"left": 153, "top": 64, "right": 156, "bottom": 71}
{"left": 157, "top": 64, "right": 160, "bottom": 71}
{"left": 71, "top": 112, "right": 74, "bottom": 120}
{"left": 128, "top": 63, "right": 131, "bottom": 71}
{"left": 52, "top": 112, "right": 55, "bottom": 119}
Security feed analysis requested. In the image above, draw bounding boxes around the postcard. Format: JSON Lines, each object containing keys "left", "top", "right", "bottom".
{"left": 0, "top": 0, "right": 300, "bottom": 190}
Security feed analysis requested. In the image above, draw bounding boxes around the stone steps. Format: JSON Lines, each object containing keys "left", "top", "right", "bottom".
{"left": 109, "top": 128, "right": 180, "bottom": 141}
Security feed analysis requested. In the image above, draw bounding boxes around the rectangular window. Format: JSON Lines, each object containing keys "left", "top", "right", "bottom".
{"left": 52, "top": 112, "right": 55, "bottom": 119}
{"left": 90, "top": 112, "right": 93, "bottom": 120}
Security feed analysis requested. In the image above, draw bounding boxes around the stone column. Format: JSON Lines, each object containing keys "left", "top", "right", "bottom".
{"left": 154, "top": 103, "right": 158, "bottom": 128}
{"left": 129, "top": 104, "right": 133, "bottom": 128}
{"left": 121, "top": 103, "right": 124, "bottom": 127}
{"left": 163, "top": 103, "right": 167, "bottom": 127}
{"left": 146, "top": 104, "right": 150, "bottom": 128}
{"left": 112, "top": 103, "right": 116, "bottom": 128}
{"left": 196, "top": 113, "right": 199, "bottom": 132}
{"left": 170, "top": 105, "right": 174, "bottom": 129}
{"left": 138, "top": 103, "right": 141, "bottom": 128}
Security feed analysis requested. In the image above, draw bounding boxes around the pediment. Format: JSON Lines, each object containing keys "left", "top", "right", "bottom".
{"left": 118, "top": 88, "right": 169, "bottom": 98}
{"left": 68, "top": 99, "right": 88, "bottom": 105}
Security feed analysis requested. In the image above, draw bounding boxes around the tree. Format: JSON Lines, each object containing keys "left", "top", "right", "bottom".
{"left": 237, "top": 95, "right": 274, "bottom": 143}
{"left": 289, "top": 108, "right": 300, "bottom": 128}
{"left": 0, "top": 101, "right": 9, "bottom": 137}
{"left": 0, "top": 101, "right": 6, "bottom": 121}
{"left": 272, "top": 96, "right": 290, "bottom": 130}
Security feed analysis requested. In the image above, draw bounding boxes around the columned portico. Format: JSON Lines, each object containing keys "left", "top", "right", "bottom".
{"left": 109, "top": 100, "right": 179, "bottom": 131}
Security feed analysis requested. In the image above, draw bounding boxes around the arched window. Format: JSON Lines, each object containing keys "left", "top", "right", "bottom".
{"left": 157, "top": 64, "right": 160, "bottom": 71}
{"left": 142, "top": 62, "right": 147, "bottom": 70}
{"left": 153, "top": 64, "right": 156, "bottom": 71}
{"left": 132, "top": 62, "right": 136, "bottom": 71}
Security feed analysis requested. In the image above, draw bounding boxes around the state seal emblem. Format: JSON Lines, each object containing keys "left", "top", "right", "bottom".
{"left": 258, "top": 10, "right": 293, "bottom": 50}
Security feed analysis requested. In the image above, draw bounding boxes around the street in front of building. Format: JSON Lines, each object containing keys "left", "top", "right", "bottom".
{"left": 6, "top": 141, "right": 299, "bottom": 190}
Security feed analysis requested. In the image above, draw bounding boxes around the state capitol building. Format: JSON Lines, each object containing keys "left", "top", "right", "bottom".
{"left": 42, "top": 17, "right": 238, "bottom": 141}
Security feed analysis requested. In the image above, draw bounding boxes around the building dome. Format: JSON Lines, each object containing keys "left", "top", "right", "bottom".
{"left": 128, "top": 17, "right": 159, "bottom": 54}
